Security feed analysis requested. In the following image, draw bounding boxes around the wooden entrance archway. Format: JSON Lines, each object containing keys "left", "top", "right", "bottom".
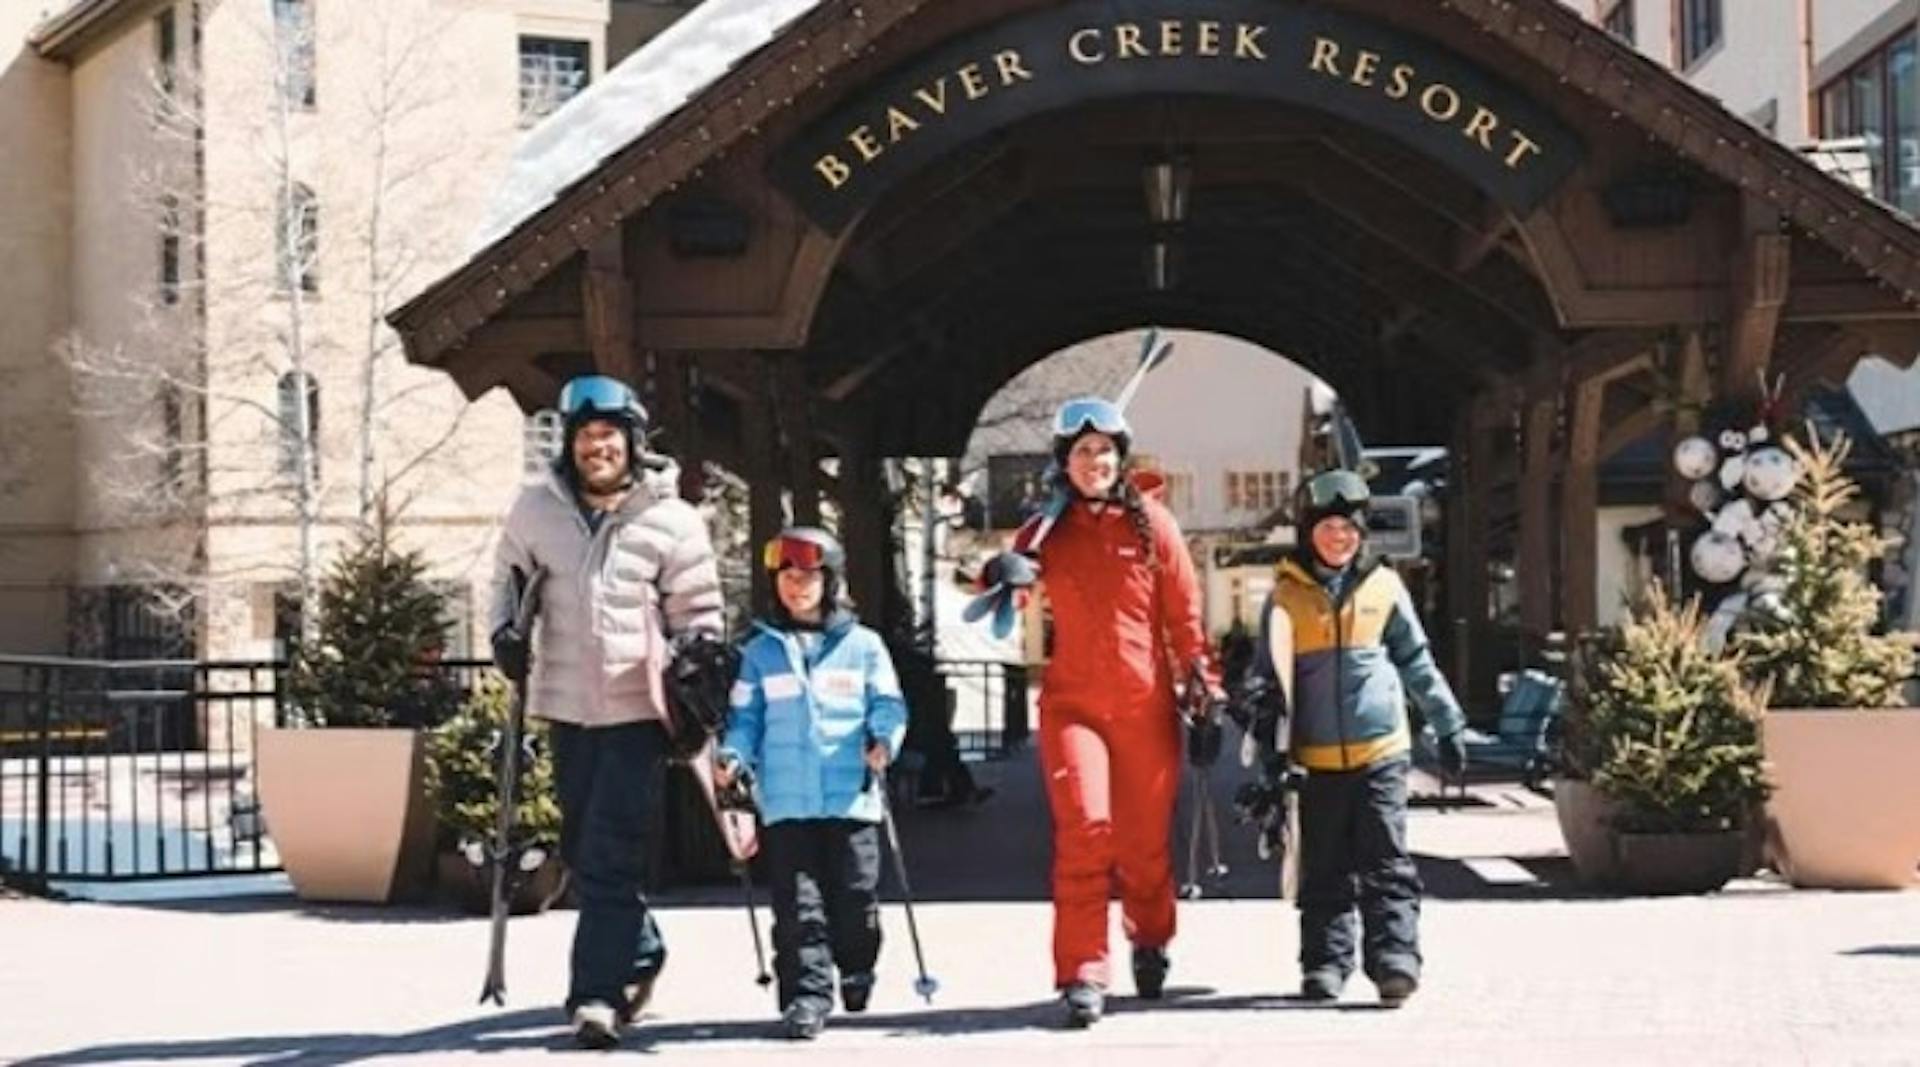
{"left": 392, "top": 0, "right": 1920, "bottom": 695}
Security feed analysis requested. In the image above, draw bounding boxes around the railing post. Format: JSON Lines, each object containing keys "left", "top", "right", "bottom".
{"left": 1002, "top": 664, "right": 1030, "bottom": 750}
{"left": 34, "top": 663, "right": 56, "bottom": 885}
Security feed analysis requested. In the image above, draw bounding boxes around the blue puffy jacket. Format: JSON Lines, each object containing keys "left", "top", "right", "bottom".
{"left": 719, "top": 613, "right": 908, "bottom": 825}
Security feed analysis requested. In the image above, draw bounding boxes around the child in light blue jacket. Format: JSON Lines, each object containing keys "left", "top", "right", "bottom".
{"left": 716, "top": 526, "right": 907, "bottom": 1040}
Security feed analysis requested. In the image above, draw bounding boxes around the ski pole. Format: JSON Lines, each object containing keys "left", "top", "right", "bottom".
{"left": 716, "top": 758, "right": 774, "bottom": 993}
{"left": 1179, "top": 666, "right": 1229, "bottom": 899}
{"left": 738, "top": 859, "right": 773, "bottom": 991}
{"left": 1180, "top": 765, "right": 1230, "bottom": 899}
{"left": 876, "top": 784, "right": 939, "bottom": 1003}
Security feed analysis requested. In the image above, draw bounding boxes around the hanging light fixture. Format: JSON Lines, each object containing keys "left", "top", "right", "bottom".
{"left": 1143, "top": 152, "right": 1191, "bottom": 225}
{"left": 1145, "top": 240, "right": 1181, "bottom": 291}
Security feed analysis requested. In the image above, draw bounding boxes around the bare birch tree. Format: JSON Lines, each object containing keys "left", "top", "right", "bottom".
{"left": 57, "top": 0, "right": 326, "bottom": 644}
{"left": 59, "top": 0, "right": 495, "bottom": 653}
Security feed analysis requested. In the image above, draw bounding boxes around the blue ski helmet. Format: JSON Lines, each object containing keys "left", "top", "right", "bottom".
{"left": 1051, "top": 396, "right": 1131, "bottom": 465}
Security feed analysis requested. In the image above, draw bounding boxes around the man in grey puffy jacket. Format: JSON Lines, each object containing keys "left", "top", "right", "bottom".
{"left": 489, "top": 375, "right": 724, "bottom": 1049}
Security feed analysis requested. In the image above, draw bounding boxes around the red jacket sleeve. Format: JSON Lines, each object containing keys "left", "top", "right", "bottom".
{"left": 1151, "top": 502, "right": 1217, "bottom": 689}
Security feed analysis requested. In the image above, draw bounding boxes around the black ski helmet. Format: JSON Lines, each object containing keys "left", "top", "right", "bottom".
{"left": 1050, "top": 396, "right": 1132, "bottom": 466}
{"left": 1297, "top": 468, "right": 1371, "bottom": 536}
{"left": 555, "top": 374, "right": 648, "bottom": 477}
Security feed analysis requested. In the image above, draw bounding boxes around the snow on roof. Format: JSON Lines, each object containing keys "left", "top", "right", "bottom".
{"left": 472, "top": 0, "right": 828, "bottom": 253}
{"left": 1848, "top": 357, "right": 1920, "bottom": 436}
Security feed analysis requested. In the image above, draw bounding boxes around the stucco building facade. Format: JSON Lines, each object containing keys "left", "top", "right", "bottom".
{"left": 1, "top": 0, "right": 699, "bottom": 658}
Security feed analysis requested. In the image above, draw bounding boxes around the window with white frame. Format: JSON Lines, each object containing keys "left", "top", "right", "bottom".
{"left": 1224, "top": 469, "right": 1289, "bottom": 514}
{"left": 159, "top": 193, "right": 181, "bottom": 305}
{"left": 1675, "top": 0, "right": 1719, "bottom": 69}
{"left": 273, "top": 0, "right": 316, "bottom": 109}
{"left": 160, "top": 382, "right": 186, "bottom": 492}
{"left": 1160, "top": 469, "right": 1195, "bottom": 518}
{"left": 1820, "top": 30, "right": 1919, "bottom": 216}
{"left": 1601, "top": 1, "right": 1633, "bottom": 46}
{"left": 519, "top": 37, "right": 591, "bottom": 124}
{"left": 276, "top": 371, "right": 320, "bottom": 480}
{"left": 524, "top": 409, "right": 563, "bottom": 477}
{"left": 154, "top": 7, "right": 176, "bottom": 97}
{"left": 277, "top": 182, "right": 318, "bottom": 294}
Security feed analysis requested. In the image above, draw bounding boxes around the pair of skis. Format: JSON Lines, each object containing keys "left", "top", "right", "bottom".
{"left": 1255, "top": 605, "right": 1304, "bottom": 901}
{"left": 480, "top": 565, "right": 548, "bottom": 1007}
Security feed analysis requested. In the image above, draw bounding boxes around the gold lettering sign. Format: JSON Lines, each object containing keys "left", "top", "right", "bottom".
{"left": 1304, "top": 35, "right": 1548, "bottom": 172}
{"left": 812, "top": 47, "right": 1037, "bottom": 189}
{"left": 805, "top": 20, "right": 1560, "bottom": 196}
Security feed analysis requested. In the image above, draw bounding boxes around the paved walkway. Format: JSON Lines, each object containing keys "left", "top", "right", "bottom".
{"left": 5, "top": 753, "right": 1919, "bottom": 1066}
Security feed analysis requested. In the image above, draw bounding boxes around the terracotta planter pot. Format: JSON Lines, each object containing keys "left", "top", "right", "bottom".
{"left": 1764, "top": 708, "right": 1920, "bottom": 890}
{"left": 434, "top": 850, "right": 565, "bottom": 915}
{"left": 256, "top": 728, "right": 436, "bottom": 903}
{"left": 1553, "top": 777, "right": 1622, "bottom": 887}
{"left": 1610, "top": 830, "right": 1744, "bottom": 896}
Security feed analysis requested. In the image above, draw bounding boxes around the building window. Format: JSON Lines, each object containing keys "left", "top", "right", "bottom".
{"left": 159, "top": 194, "right": 181, "bottom": 305}
{"left": 277, "top": 182, "right": 318, "bottom": 294}
{"left": 1675, "top": 0, "right": 1720, "bottom": 68}
{"left": 160, "top": 382, "right": 185, "bottom": 491}
{"left": 277, "top": 371, "right": 320, "bottom": 480}
{"left": 523, "top": 409, "right": 563, "bottom": 478}
{"left": 154, "top": 7, "right": 176, "bottom": 96}
{"left": 273, "top": 0, "right": 316, "bottom": 109}
{"left": 1224, "top": 470, "right": 1289, "bottom": 514}
{"left": 103, "top": 585, "right": 195, "bottom": 660}
{"left": 1601, "top": 1, "right": 1633, "bottom": 46}
{"left": 270, "top": 582, "right": 304, "bottom": 656}
{"left": 1160, "top": 469, "right": 1195, "bottom": 518}
{"left": 1821, "top": 31, "right": 1920, "bottom": 216}
{"left": 519, "top": 37, "right": 591, "bottom": 124}
{"left": 430, "top": 581, "right": 476, "bottom": 657}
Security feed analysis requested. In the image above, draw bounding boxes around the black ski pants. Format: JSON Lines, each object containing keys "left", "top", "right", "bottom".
{"left": 550, "top": 721, "right": 669, "bottom": 1015}
{"left": 762, "top": 818, "right": 883, "bottom": 1012}
{"left": 1297, "top": 756, "right": 1422, "bottom": 983}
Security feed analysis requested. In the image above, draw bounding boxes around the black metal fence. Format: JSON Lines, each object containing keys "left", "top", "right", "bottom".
{"left": 0, "top": 656, "right": 494, "bottom": 888}
{"left": 936, "top": 659, "right": 1031, "bottom": 757}
{"left": 0, "top": 652, "right": 1027, "bottom": 890}
{"left": 0, "top": 657, "right": 282, "bottom": 886}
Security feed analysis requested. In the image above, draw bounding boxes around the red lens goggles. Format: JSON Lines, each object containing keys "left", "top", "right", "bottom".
{"left": 763, "top": 535, "right": 827, "bottom": 572}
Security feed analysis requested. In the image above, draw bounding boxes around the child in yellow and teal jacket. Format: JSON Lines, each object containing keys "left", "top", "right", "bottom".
{"left": 1251, "top": 469, "right": 1466, "bottom": 1007}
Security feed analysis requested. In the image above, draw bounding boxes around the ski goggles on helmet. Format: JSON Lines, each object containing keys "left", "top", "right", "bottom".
{"left": 1301, "top": 469, "right": 1371, "bottom": 511}
{"left": 763, "top": 533, "right": 830, "bottom": 572}
{"left": 1052, "top": 397, "right": 1129, "bottom": 440}
{"left": 558, "top": 375, "right": 647, "bottom": 425}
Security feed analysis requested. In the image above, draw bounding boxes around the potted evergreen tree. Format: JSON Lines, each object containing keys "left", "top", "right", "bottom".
{"left": 257, "top": 508, "right": 461, "bottom": 903}
{"left": 1553, "top": 632, "right": 1626, "bottom": 887}
{"left": 1571, "top": 583, "right": 1771, "bottom": 895}
{"left": 1735, "top": 433, "right": 1920, "bottom": 889}
{"left": 425, "top": 675, "right": 564, "bottom": 914}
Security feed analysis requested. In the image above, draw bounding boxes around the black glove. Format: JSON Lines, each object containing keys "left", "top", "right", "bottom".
{"left": 1186, "top": 712, "right": 1222, "bottom": 768}
{"left": 713, "top": 752, "right": 755, "bottom": 811}
{"left": 491, "top": 625, "right": 531, "bottom": 684}
{"left": 1438, "top": 732, "right": 1468, "bottom": 780}
{"left": 664, "top": 632, "right": 741, "bottom": 758}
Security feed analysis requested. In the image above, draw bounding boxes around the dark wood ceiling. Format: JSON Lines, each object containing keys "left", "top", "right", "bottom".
{"left": 802, "top": 97, "right": 1560, "bottom": 453}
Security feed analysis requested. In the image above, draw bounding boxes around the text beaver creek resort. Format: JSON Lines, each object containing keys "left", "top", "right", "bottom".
{"left": 808, "top": 19, "right": 1551, "bottom": 194}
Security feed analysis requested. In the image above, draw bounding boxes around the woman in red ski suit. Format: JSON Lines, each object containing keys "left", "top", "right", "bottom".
{"left": 1011, "top": 396, "right": 1219, "bottom": 1027}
